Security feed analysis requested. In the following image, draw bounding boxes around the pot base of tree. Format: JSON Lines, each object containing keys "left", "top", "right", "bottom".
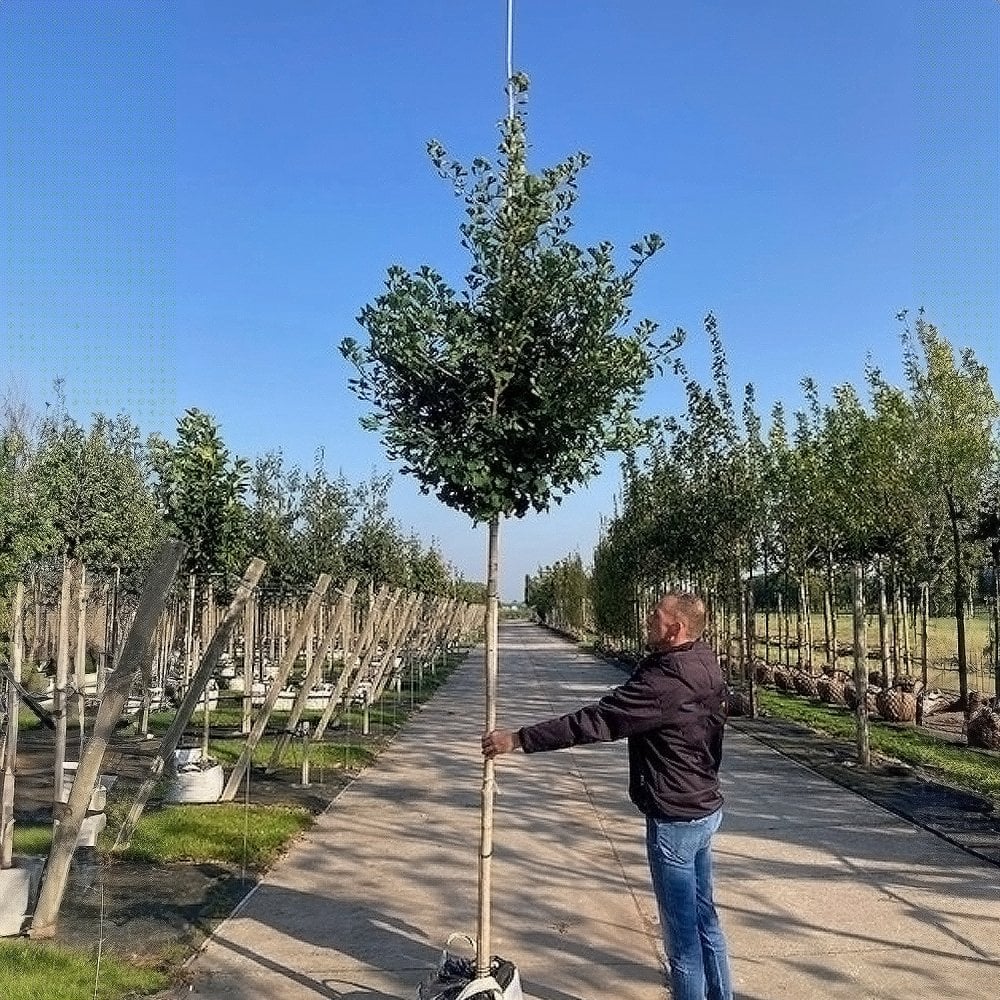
{"left": 0, "top": 861, "right": 44, "bottom": 936}
{"left": 164, "top": 764, "right": 225, "bottom": 804}
{"left": 967, "top": 706, "right": 1000, "bottom": 750}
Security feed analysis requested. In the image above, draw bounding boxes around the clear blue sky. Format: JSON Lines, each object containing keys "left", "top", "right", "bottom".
{"left": 3, "top": 1, "right": 998, "bottom": 600}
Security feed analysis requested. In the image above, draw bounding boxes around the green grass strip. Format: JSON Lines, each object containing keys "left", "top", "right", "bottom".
{"left": 0, "top": 939, "right": 167, "bottom": 1000}
{"left": 12, "top": 822, "right": 52, "bottom": 855}
{"left": 114, "top": 802, "right": 313, "bottom": 867}
{"left": 757, "top": 689, "right": 1000, "bottom": 799}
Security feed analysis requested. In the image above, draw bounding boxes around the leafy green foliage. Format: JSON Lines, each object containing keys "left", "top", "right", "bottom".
{"left": 526, "top": 553, "right": 590, "bottom": 629}
{"left": 342, "top": 84, "right": 677, "bottom": 523}
{"left": 148, "top": 408, "right": 249, "bottom": 593}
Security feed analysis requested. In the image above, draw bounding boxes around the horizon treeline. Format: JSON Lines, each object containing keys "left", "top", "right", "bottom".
{"left": 0, "top": 382, "right": 487, "bottom": 615}
{"left": 527, "top": 311, "right": 1000, "bottom": 703}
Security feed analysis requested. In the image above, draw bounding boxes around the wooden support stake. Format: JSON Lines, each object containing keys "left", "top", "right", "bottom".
{"left": 311, "top": 586, "right": 396, "bottom": 741}
{"left": 220, "top": 573, "right": 331, "bottom": 801}
{"left": 369, "top": 593, "right": 422, "bottom": 704}
{"left": 30, "top": 539, "right": 186, "bottom": 938}
{"left": 115, "top": 558, "right": 265, "bottom": 848}
{"left": 266, "top": 579, "right": 358, "bottom": 772}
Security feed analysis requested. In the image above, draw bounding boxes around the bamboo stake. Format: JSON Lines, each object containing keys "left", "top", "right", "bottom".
{"left": 30, "top": 539, "right": 185, "bottom": 938}
{"left": 115, "top": 558, "right": 265, "bottom": 848}
{"left": 220, "top": 574, "right": 331, "bottom": 801}
{"left": 476, "top": 515, "right": 500, "bottom": 978}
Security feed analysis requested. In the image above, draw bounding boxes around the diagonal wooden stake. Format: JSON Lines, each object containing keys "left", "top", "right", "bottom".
{"left": 220, "top": 574, "right": 331, "bottom": 800}
{"left": 30, "top": 539, "right": 186, "bottom": 938}
{"left": 266, "top": 579, "right": 359, "bottom": 772}
{"left": 114, "top": 558, "right": 266, "bottom": 848}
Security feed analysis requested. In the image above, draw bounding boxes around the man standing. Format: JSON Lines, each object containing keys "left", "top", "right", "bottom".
{"left": 482, "top": 591, "right": 733, "bottom": 1000}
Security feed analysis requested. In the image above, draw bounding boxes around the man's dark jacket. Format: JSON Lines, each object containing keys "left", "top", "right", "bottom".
{"left": 518, "top": 639, "right": 726, "bottom": 820}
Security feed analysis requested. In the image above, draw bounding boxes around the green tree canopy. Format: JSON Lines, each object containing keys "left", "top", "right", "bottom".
{"left": 342, "top": 78, "right": 679, "bottom": 523}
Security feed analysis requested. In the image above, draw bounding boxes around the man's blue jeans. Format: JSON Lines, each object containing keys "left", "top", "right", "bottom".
{"left": 645, "top": 809, "right": 733, "bottom": 1000}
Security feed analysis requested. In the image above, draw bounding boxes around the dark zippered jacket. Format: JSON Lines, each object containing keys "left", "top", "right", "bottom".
{"left": 517, "top": 639, "right": 726, "bottom": 820}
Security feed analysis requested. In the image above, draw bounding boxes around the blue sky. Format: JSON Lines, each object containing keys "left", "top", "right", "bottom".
{"left": 3, "top": 1, "right": 998, "bottom": 600}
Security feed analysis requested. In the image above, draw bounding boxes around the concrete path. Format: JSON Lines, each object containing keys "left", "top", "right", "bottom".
{"left": 167, "top": 621, "right": 999, "bottom": 1000}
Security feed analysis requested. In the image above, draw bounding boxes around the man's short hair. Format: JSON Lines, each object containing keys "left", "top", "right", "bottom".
{"left": 664, "top": 591, "right": 706, "bottom": 637}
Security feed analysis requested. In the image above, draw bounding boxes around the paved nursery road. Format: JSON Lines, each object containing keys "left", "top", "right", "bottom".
{"left": 164, "top": 621, "right": 999, "bottom": 1000}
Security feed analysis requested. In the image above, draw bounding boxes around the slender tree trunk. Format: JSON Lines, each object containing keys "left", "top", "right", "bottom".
{"left": 776, "top": 592, "right": 784, "bottom": 666}
{"left": 852, "top": 563, "right": 870, "bottom": 768}
{"left": 73, "top": 565, "right": 88, "bottom": 742}
{"left": 920, "top": 582, "right": 930, "bottom": 689}
{"left": 878, "top": 569, "right": 889, "bottom": 683}
{"left": 477, "top": 515, "right": 501, "bottom": 978}
{"left": 796, "top": 576, "right": 806, "bottom": 670}
{"left": 900, "top": 586, "right": 912, "bottom": 677}
{"left": 944, "top": 489, "right": 969, "bottom": 706}
{"left": 826, "top": 553, "right": 838, "bottom": 664}
{"left": 184, "top": 573, "right": 196, "bottom": 689}
{"left": 992, "top": 545, "right": 1000, "bottom": 701}
{"left": 53, "top": 558, "right": 74, "bottom": 807}
{"left": 1, "top": 583, "right": 25, "bottom": 868}
{"left": 763, "top": 553, "right": 771, "bottom": 664}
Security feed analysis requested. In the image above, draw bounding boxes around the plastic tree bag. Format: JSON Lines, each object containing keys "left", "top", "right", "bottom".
{"left": 417, "top": 934, "right": 523, "bottom": 1000}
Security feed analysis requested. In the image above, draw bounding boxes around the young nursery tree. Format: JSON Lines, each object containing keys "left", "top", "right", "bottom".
{"left": 341, "top": 76, "right": 678, "bottom": 975}
{"left": 901, "top": 312, "right": 999, "bottom": 706}
{"left": 148, "top": 408, "right": 249, "bottom": 609}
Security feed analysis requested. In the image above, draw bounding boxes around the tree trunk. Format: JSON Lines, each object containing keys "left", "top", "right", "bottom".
{"left": 992, "top": 544, "right": 1000, "bottom": 701}
{"left": 1, "top": 583, "right": 25, "bottom": 868}
{"left": 920, "top": 582, "right": 930, "bottom": 689}
{"left": 946, "top": 490, "right": 969, "bottom": 706}
{"left": 796, "top": 577, "right": 807, "bottom": 670}
{"left": 73, "top": 564, "right": 88, "bottom": 744}
{"left": 852, "top": 563, "right": 870, "bottom": 769}
{"left": 53, "top": 558, "right": 74, "bottom": 808}
{"left": 30, "top": 539, "right": 185, "bottom": 938}
{"left": 776, "top": 592, "right": 784, "bottom": 666}
{"left": 878, "top": 569, "right": 889, "bottom": 683}
{"left": 477, "top": 514, "right": 500, "bottom": 978}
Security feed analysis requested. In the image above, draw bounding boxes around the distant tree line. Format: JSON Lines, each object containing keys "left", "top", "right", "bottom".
{"left": 526, "top": 311, "right": 1000, "bottom": 704}
{"left": 0, "top": 383, "right": 484, "bottom": 624}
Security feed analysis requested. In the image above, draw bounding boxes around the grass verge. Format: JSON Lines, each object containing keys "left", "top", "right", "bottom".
{"left": 0, "top": 939, "right": 167, "bottom": 1000}
{"left": 113, "top": 802, "right": 313, "bottom": 866}
{"left": 757, "top": 689, "right": 1000, "bottom": 800}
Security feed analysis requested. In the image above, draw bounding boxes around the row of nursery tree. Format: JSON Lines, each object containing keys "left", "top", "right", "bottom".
{"left": 0, "top": 387, "right": 486, "bottom": 622}
{"left": 527, "top": 311, "right": 1000, "bottom": 705}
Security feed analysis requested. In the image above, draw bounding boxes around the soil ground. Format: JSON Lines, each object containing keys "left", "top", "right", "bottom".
{"left": 10, "top": 719, "right": 378, "bottom": 969}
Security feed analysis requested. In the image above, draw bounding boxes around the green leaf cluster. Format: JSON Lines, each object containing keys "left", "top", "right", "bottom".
{"left": 342, "top": 88, "right": 676, "bottom": 523}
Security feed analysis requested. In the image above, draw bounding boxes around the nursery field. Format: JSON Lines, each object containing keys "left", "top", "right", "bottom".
{"left": 2, "top": 651, "right": 468, "bottom": 1000}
